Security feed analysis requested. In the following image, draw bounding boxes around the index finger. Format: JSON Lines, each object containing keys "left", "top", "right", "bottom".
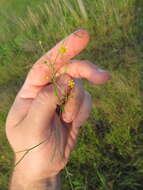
{"left": 19, "top": 29, "right": 90, "bottom": 98}
{"left": 36, "top": 29, "right": 90, "bottom": 70}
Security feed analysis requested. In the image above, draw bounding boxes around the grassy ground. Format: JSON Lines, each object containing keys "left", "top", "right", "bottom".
{"left": 0, "top": 0, "right": 143, "bottom": 189}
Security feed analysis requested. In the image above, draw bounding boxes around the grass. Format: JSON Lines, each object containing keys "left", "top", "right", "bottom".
{"left": 0, "top": 0, "right": 143, "bottom": 189}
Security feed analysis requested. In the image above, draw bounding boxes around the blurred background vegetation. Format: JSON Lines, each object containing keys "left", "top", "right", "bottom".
{"left": 0, "top": 0, "right": 143, "bottom": 189}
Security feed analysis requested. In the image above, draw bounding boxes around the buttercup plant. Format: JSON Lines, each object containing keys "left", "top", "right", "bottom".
{"left": 14, "top": 40, "right": 74, "bottom": 167}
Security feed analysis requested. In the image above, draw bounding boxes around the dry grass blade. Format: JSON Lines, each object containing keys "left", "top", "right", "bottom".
{"left": 77, "top": 0, "right": 88, "bottom": 21}
{"left": 62, "top": 0, "right": 80, "bottom": 20}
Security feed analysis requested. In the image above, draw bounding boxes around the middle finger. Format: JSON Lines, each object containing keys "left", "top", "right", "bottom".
{"left": 62, "top": 78, "right": 84, "bottom": 123}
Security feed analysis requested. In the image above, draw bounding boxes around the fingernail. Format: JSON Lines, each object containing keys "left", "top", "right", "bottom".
{"left": 73, "top": 29, "right": 89, "bottom": 38}
{"left": 96, "top": 68, "right": 106, "bottom": 73}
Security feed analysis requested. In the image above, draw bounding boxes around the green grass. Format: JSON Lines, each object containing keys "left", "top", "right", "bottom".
{"left": 0, "top": 0, "right": 143, "bottom": 189}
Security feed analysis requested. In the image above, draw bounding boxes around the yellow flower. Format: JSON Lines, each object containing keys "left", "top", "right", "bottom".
{"left": 68, "top": 80, "right": 75, "bottom": 88}
{"left": 59, "top": 46, "right": 67, "bottom": 53}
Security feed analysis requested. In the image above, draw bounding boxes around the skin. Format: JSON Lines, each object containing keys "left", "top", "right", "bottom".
{"left": 6, "top": 29, "right": 110, "bottom": 190}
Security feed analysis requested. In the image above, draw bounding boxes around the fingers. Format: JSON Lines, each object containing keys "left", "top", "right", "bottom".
{"left": 19, "top": 29, "right": 90, "bottom": 99}
{"left": 8, "top": 58, "right": 109, "bottom": 127}
{"left": 58, "top": 60, "right": 110, "bottom": 84}
{"left": 62, "top": 79, "right": 84, "bottom": 123}
{"left": 26, "top": 75, "right": 71, "bottom": 127}
{"left": 72, "top": 91, "right": 92, "bottom": 128}
{"left": 36, "top": 29, "right": 90, "bottom": 69}
{"left": 64, "top": 91, "right": 92, "bottom": 158}
{"left": 9, "top": 30, "right": 89, "bottom": 127}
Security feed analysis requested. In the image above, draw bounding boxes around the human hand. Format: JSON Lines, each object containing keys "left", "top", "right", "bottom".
{"left": 6, "top": 29, "right": 110, "bottom": 189}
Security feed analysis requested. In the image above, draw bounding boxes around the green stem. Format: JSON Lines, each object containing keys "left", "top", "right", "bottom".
{"left": 14, "top": 151, "right": 29, "bottom": 167}
{"left": 65, "top": 166, "right": 74, "bottom": 190}
{"left": 15, "top": 138, "right": 50, "bottom": 153}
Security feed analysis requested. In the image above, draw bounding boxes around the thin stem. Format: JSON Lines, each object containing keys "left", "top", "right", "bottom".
{"left": 65, "top": 166, "right": 74, "bottom": 190}
{"left": 39, "top": 41, "right": 46, "bottom": 54}
{"left": 14, "top": 151, "right": 30, "bottom": 167}
{"left": 15, "top": 138, "right": 50, "bottom": 153}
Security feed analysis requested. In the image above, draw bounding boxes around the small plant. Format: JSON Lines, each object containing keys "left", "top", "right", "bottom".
{"left": 15, "top": 39, "right": 75, "bottom": 167}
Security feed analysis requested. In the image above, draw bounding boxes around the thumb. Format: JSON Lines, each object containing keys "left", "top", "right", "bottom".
{"left": 26, "top": 75, "right": 71, "bottom": 127}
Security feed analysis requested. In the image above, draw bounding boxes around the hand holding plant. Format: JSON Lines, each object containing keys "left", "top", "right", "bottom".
{"left": 6, "top": 29, "right": 110, "bottom": 189}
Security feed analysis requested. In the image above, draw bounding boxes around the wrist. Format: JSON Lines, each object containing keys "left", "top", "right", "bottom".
{"left": 14, "top": 153, "right": 56, "bottom": 179}
{"left": 10, "top": 155, "right": 61, "bottom": 190}
{"left": 10, "top": 167, "right": 61, "bottom": 190}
